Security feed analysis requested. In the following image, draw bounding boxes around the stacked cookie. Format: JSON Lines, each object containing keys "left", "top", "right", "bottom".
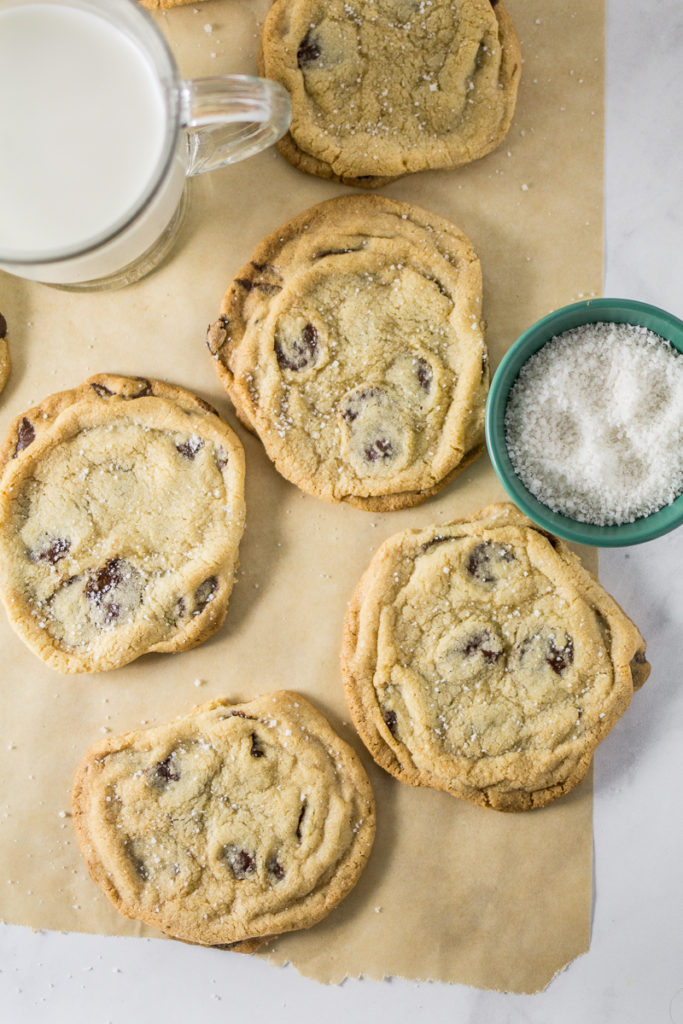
{"left": 208, "top": 195, "right": 489, "bottom": 510}
{"left": 0, "top": 374, "right": 245, "bottom": 672}
{"left": 72, "top": 692, "right": 375, "bottom": 948}
{"left": 341, "top": 503, "right": 650, "bottom": 811}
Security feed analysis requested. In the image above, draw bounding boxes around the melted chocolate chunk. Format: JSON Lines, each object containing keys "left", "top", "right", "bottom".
{"left": 30, "top": 537, "right": 71, "bottom": 566}
{"left": 193, "top": 576, "right": 217, "bottom": 615}
{"left": 85, "top": 559, "right": 124, "bottom": 599}
{"left": 0, "top": 312, "right": 7, "bottom": 339}
{"left": 216, "top": 446, "right": 228, "bottom": 471}
{"left": 150, "top": 754, "right": 181, "bottom": 784}
{"left": 416, "top": 358, "right": 432, "bottom": 392}
{"left": 383, "top": 709, "right": 398, "bottom": 737}
{"left": 176, "top": 436, "right": 203, "bottom": 460}
{"left": 130, "top": 379, "right": 153, "bottom": 398}
{"left": 267, "top": 856, "right": 285, "bottom": 881}
{"left": 14, "top": 417, "right": 35, "bottom": 456}
{"left": 297, "top": 29, "right": 321, "bottom": 67}
{"left": 274, "top": 322, "right": 318, "bottom": 371}
{"left": 546, "top": 636, "right": 574, "bottom": 675}
{"left": 91, "top": 382, "right": 114, "bottom": 398}
{"left": 462, "top": 631, "right": 502, "bottom": 664}
{"left": 228, "top": 710, "right": 257, "bottom": 720}
{"left": 84, "top": 559, "right": 125, "bottom": 620}
{"left": 223, "top": 845, "right": 256, "bottom": 880}
{"left": 176, "top": 595, "right": 187, "bottom": 620}
{"left": 466, "top": 542, "right": 514, "bottom": 583}
{"left": 250, "top": 733, "right": 265, "bottom": 758}
{"left": 364, "top": 438, "right": 394, "bottom": 462}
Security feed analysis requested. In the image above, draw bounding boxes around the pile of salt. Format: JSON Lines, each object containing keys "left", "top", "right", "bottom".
{"left": 504, "top": 321, "right": 683, "bottom": 525}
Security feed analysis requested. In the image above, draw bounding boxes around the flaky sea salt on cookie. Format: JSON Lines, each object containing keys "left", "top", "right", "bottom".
{"left": 0, "top": 374, "right": 245, "bottom": 673}
{"left": 72, "top": 692, "right": 376, "bottom": 947}
{"left": 342, "top": 503, "right": 650, "bottom": 811}
{"left": 207, "top": 194, "right": 489, "bottom": 511}
{"left": 259, "top": 0, "right": 521, "bottom": 186}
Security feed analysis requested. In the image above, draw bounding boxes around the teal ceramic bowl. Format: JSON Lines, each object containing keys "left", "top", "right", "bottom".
{"left": 485, "top": 298, "right": 683, "bottom": 546}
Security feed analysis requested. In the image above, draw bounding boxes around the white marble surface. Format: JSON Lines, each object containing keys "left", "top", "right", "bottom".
{"left": 1, "top": 1, "right": 682, "bottom": 1020}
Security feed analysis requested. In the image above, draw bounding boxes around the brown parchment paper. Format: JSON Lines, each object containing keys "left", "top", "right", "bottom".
{"left": 0, "top": 0, "right": 604, "bottom": 994}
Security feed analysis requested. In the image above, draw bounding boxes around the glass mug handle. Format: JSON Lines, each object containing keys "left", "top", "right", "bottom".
{"left": 180, "top": 75, "right": 291, "bottom": 176}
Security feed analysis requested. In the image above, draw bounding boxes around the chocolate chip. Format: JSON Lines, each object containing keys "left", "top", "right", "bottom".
{"left": 85, "top": 558, "right": 124, "bottom": 601}
{"left": 296, "top": 801, "right": 307, "bottom": 841}
{"left": 14, "top": 417, "right": 35, "bottom": 456}
{"left": 228, "top": 710, "right": 257, "bottom": 720}
{"left": 90, "top": 382, "right": 114, "bottom": 398}
{"left": 297, "top": 29, "right": 321, "bottom": 67}
{"left": 0, "top": 313, "right": 7, "bottom": 339}
{"left": 29, "top": 537, "right": 71, "bottom": 566}
{"left": 223, "top": 845, "right": 256, "bottom": 879}
{"left": 275, "top": 322, "right": 318, "bottom": 372}
{"left": 150, "top": 754, "right": 180, "bottom": 784}
{"left": 84, "top": 557, "right": 140, "bottom": 626}
{"left": 546, "top": 636, "right": 574, "bottom": 675}
{"left": 416, "top": 358, "right": 432, "bottom": 392}
{"left": 131, "top": 379, "right": 153, "bottom": 398}
{"left": 383, "top": 709, "right": 398, "bottom": 737}
{"left": 216, "top": 446, "right": 228, "bottom": 470}
{"left": 193, "top": 576, "right": 217, "bottom": 615}
{"left": 466, "top": 542, "right": 514, "bottom": 583}
{"left": 364, "top": 438, "right": 394, "bottom": 462}
{"left": 176, "top": 596, "right": 187, "bottom": 620}
{"left": 250, "top": 733, "right": 265, "bottom": 758}
{"left": 267, "top": 856, "right": 285, "bottom": 881}
{"left": 462, "top": 631, "right": 502, "bottom": 664}
{"left": 176, "top": 436, "right": 203, "bottom": 460}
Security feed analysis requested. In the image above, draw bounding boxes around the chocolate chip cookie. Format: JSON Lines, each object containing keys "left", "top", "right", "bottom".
{"left": 72, "top": 691, "right": 376, "bottom": 947}
{"left": 259, "top": 0, "right": 522, "bottom": 186}
{"left": 342, "top": 503, "right": 650, "bottom": 811}
{"left": 0, "top": 374, "right": 245, "bottom": 673}
{"left": 0, "top": 312, "right": 9, "bottom": 396}
{"left": 207, "top": 195, "right": 488, "bottom": 510}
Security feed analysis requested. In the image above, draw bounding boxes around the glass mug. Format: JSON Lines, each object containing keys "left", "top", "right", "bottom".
{"left": 0, "top": 0, "right": 291, "bottom": 289}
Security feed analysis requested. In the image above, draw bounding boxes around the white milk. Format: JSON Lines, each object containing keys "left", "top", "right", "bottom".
{"left": 0, "top": 2, "right": 185, "bottom": 283}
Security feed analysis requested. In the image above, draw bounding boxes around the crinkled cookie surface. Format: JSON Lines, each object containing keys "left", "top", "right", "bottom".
{"left": 260, "top": 0, "right": 522, "bottom": 185}
{"left": 208, "top": 195, "right": 488, "bottom": 510}
{"left": 72, "top": 692, "right": 376, "bottom": 946}
{"left": 342, "top": 503, "right": 650, "bottom": 811}
{"left": 0, "top": 375, "right": 245, "bottom": 672}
